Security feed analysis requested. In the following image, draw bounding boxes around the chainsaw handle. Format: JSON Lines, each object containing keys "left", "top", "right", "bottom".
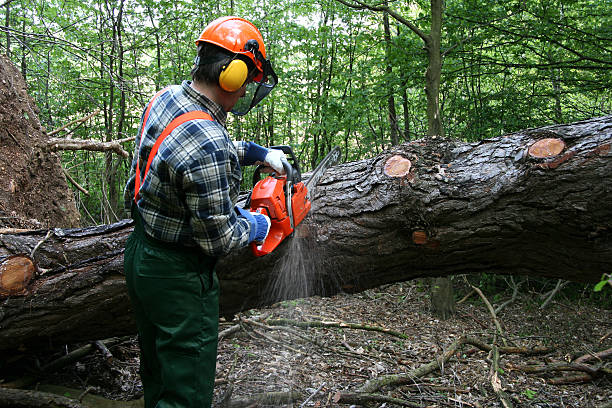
{"left": 251, "top": 145, "right": 301, "bottom": 187}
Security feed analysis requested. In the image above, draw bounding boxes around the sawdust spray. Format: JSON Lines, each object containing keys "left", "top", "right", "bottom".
{"left": 265, "top": 224, "right": 319, "bottom": 303}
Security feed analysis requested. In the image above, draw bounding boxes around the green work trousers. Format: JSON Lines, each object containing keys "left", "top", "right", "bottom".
{"left": 124, "top": 211, "right": 219, "bottom": 408}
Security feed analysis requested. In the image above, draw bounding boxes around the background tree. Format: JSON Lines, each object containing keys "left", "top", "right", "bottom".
{"left": 0, "top": 0, "right": 608, "bottom": 227}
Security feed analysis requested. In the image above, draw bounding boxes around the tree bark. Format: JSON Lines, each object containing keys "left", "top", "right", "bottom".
{"left": 0, "top": 116, "right": 610, "bottom": 352}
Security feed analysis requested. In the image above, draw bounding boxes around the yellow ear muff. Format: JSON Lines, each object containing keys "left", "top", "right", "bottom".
{"left": 219, "top": 59, "right": 248, "bottom": 92}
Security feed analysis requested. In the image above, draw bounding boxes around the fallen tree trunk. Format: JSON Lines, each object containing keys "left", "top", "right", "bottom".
{"left": 0, "top": 115, "right": 610, "bottom": 352}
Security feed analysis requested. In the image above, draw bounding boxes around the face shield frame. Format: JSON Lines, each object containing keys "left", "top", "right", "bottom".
{"left": 231, "top": 41, "right": 278, "bottom": 116}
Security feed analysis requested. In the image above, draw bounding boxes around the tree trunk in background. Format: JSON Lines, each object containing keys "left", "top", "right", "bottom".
{"left": 383, "top": 7, "right": 399, "bottom": 146}
{"left": 4, "top": 2, "right": 10, "bottom": 57}
{"left": 430, "top": 277, "right": 456, "bottom": 319}
{"left": 425, "top": 0, "right": 444, "bottom": 138}
{"left": 0, "top": 116, "right": 610, "bottom": 352}
{"left": 424, "top": 0, "right": 454, "bottom": 318}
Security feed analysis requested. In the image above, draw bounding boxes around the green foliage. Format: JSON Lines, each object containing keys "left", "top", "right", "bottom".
{"left": 522, "top": 389, "right": 537, "bottom": 400}
{"left": 1, "top": 0, "right": 608, "bottom": 225}
{"left": 594, "top": 274, "right": 611, "bottom": 292}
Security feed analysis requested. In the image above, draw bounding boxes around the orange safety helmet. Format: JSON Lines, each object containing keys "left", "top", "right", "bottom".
{"left": 196, "top": 16, "right": 267, "bottom": 81}
{"left": 195, "top": 16, "right": 278, "bottom": 115}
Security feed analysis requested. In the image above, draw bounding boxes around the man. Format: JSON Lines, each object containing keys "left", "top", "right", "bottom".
{"left": 123, "top": 16, "right": 282, "bottom": 407}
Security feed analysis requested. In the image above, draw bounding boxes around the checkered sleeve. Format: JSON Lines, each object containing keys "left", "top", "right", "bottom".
{"left": 233, "top": 141, "right": 250, "bottom": 165}
{"left": 182, "top": 141, "right": 252, "bottom": 256}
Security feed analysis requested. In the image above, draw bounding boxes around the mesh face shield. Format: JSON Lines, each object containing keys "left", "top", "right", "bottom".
{"left": 231, "top": 58, "right": 278, "bottom": 116}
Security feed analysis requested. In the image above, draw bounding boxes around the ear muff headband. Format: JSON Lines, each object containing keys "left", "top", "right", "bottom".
{"left": 219, "top": 59, "right": 248, "bottom": 92}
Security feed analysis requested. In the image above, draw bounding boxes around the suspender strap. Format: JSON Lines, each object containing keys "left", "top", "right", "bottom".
{"left": 134, "top": 89, "right": 213, "bottom": 203}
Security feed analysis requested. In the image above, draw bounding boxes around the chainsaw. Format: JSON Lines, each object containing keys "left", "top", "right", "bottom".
{"left": 246, "top": 145, "right": 341, "bottom": 256}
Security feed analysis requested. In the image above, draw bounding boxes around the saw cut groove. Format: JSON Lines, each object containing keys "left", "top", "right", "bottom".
{"left": 528, "top": 138, "right": 566, "bottom": 159}
{"left": 0, "top": 255, "right": 36, "bottom": 296}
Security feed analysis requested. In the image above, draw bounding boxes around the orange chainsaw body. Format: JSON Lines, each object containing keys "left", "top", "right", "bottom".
{"left": 249, "top": 175, "right": 311, "bottom": 256}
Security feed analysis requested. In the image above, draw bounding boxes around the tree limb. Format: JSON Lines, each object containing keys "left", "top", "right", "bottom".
{"left": 48, "top": 109, "right": 101, "bottom": 137}
{"left": 334, "top": 0, "right": 430, "bottom": 44}
{"left": 46, "top": 137, "right": 129, "bottom": 158}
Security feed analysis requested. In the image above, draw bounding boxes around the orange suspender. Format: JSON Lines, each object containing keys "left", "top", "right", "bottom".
{"left": 134, "top": 89, "right": 213, "bottom": 203}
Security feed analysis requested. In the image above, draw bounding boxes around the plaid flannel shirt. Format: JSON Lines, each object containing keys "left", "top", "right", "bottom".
{"left": 124, "top": 81, "right": 254, "bottom": 256}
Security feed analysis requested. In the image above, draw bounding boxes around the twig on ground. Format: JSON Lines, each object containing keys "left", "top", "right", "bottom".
{"left": 225, "top": 391, "right": 302, "bottom": 408}
{"left": 265, "top": 317, "right": 410, "bottom": 339}
{"left": 470, "top": 284, "right": 507, "bottom": 346}
{"left": 494, "top": 277, "right": 524, "bottom": 314}
{"left": 300, "top": 382, "right": 325, "bottom": 408}
{"left": 540, "top": 279, "right": 569, "bottom": 309}
{"left": 489, "top": 344, "right": 514, "bottom": 408}
{"left": 332, "top": 391, "right": 424, "bottom": 407}
{"left": 514, "top": 361, "right": 611, "bottom": 378}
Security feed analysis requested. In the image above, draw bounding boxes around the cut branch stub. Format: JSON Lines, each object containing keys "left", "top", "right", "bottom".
{"left": 0, "top": 254, "right": 37, "bottom": 296}
{"left": 412, "top": 231, "right": 428, "bottom": 245}
{"left": 528, "top": 138, "right": 566, "bottom": 159}
{"left": 384, "top": 155, "right": 412, "bottom": 177}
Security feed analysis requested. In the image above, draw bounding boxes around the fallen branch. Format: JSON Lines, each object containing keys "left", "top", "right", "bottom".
{"left": 356, "top": 335, "right": 551, "bottom": 394}
{"left": 574, "top": 347, "right": 612, "bottom": 364}
{"left": 358, "top": 336, "right": 468, "bottom": 393}
{"left": 332, "top": 391, "right": 423, "bottom": 407}
{"left": 243, "top": 318, "right": 390, "bottom": 364}
{"left": 265, "top": 318, "right": 410, "bottom": 339}
{"left": 463, "top": 337, "right": 552, "bottom": 356}
{"left": 0, "top": 387, "right": 86, "bottom": 408}
{"left": 225, "top": 391, "right": 302, "bottom": 408}
{"left": 46, "top": 137, "right": 129, "bottom": 158}
{"left": 548, "top": 373, "right": 595, "bottom": 384}
{"left": 515, "top": 362, "right": 612, "bottom": 378}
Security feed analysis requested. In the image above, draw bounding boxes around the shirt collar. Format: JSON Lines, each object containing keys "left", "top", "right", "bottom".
{"left": 182, "top": 80, "right": 227, "bottom": 127}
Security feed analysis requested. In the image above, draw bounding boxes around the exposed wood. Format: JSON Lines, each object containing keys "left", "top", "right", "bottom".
{"left": 528, "top": 138, "right": 566, "bottom": 158}
{"left": 0, "top": 254, "right": 36, "bottom": 295}
{"left": 0, "top": 116, "right": 610, "bottom": 352}
{"left": 383, "top": 154, "right": 412, "bottom": 177}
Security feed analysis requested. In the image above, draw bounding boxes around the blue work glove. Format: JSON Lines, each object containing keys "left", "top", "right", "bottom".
{"left": 243, "top": 142, "right": 286, "bottom": 174}
{"left": 235, "top": 206, "right": 271, "bottom": 243}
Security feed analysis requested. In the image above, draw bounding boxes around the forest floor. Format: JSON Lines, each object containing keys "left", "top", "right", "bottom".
{"left": 33, "top": 278, "right": 611, "bottom": 408}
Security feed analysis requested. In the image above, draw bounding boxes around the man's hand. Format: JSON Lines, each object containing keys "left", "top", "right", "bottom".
{"left": 262, "top": 148, "right": 286, "bottom": 174}
{"left": 235, "top": 206, "right": 271, "bottom": 243}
